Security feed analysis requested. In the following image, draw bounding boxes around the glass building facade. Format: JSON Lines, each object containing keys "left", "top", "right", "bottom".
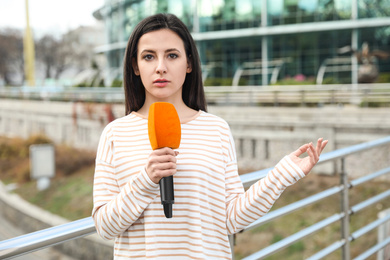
{"left": 93, "top": 0, "right": 390, "bottom": 86}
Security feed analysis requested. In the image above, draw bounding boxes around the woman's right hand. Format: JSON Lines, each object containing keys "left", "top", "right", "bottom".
{"left": 145, "top": 147, "right": 179, "bottom": 184}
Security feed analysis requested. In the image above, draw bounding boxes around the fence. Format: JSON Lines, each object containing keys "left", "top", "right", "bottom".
{"left": 0, "top": 136, "right": 390, "bottom": 259}
{"left": 0, "top": 83, "right": 389, "bottom": 106}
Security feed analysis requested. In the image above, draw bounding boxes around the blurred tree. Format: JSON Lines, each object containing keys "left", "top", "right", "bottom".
{"left": 35, "top": 34, "right": 76, "bottom": 80}
{"left": 0, "top": 29, "right": 25, "bottom": 85}
{"left": 35, "top": 26, "right": 103, "bottom": 83}
{"left": 0, "top": 25, "right": 104, "bottom": 86}
{"left": 35, "top": 35, "right": 57, "bottom": 79}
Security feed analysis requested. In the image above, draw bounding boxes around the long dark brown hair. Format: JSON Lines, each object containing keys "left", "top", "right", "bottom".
{"left": 123, "top": 13, "right": 207, "bottom": 115}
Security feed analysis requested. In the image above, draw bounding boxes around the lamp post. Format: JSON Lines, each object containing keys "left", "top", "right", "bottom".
{"left": 24, "top": 0, "right": 36, "bottom": 86}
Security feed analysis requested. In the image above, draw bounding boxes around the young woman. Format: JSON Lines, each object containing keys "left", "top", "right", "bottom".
{"left": 92, "top": 13, "right": 328, "bottom": 259}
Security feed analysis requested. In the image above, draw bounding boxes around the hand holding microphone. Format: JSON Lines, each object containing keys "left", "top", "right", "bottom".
{"left": 145, "top": 148, "right": 178, "bottom": 184}
{"left": 147, "top": 102, "right": 181, "bottom": 218}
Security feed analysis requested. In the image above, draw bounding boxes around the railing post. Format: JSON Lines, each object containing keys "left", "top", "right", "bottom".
{"left": 229, "top": 234, "right": 235, "bottom": 260}
{"left": 300, "top": 90, "right": 306, "bottom": 107}
{"left": 273, "top": 91, "right": 279, "bottom": 107}
{"left": 340, "top": 157, "right": 351, "bottom": 259}
{"left": 331, "top": 89, "right": 335, "bottom": 104}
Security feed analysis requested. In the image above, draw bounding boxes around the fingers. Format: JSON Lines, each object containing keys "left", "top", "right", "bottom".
{"left": 310, "top": 138, "right": 328, "bottom": 163}
{"left": 315, "top": 137, "right": 328, "bottom": 153}
{"left": 146, "top": 148, "right": 179, "bottom": 184}
{"left": 316, "top": 138, "right": 323, "bottom": 155}
{"left": 153, "top": 147, "right": 177, "bottom": 157}
{"left": 320, "top": 139, "right": 328, "bottom": 153}
{"left": 291, "top": 138, "right": 328, "bottom": 159}
{"left": 292, "top": 143, "right": 310, "bottom": 157}
{"left": 289, "top": 138, "right": 328, "bottom": 176}
{"left": 307, "top": 142, "right": 318, "bottom": 164}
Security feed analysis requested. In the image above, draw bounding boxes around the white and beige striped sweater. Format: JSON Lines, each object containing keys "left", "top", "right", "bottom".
{"left": 92, "top": 111, "right": 305, "bottom": 259}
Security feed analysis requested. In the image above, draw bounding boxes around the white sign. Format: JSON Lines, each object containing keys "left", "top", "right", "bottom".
{"left": 30, "top": 144, "right": 55, "bottom": 179}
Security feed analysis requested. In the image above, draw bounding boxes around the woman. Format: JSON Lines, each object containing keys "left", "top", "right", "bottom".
{"left": 92, "top": 13, "right": 328, "bottom": 259}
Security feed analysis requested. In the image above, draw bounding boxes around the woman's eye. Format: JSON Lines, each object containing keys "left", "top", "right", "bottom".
{"left": 168, "top": 53, "right": 178, "bottom": 59}
{"left": 143, "top": 54, "right": 154, "bottom": 60}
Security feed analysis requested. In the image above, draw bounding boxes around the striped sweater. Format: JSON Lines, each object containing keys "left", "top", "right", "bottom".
{"left": 92, "top": 111, "right": 305, "bottom": 259}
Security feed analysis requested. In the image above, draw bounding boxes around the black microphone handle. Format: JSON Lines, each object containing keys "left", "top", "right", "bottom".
{"left": 159, "top": 175, "right": 174, "bottom": 218}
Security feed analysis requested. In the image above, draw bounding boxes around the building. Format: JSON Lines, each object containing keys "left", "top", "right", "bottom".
{"left": 93, "top": 0, "right": 390, "bottom": 87}
{"left": 63, "top": 25, "right": 107, "bottom": 87}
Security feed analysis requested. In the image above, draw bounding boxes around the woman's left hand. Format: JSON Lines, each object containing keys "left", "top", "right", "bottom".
{"left": 288, "top": 138, "right": 328, "bottom": 175}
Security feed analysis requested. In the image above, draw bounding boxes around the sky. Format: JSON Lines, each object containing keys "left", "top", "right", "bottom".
{"left": 0, "top": 0, "right": 105, "bottom": 38}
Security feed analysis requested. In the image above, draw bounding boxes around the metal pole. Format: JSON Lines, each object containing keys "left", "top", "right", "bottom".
{"left": 261, "top": 0, "right": 268, "bottom": 86}
{"left": 351, "top": 0, "right": 359, "bottom": 105}
{"left": 229, "top": 234, "right": 235, "bottom": 260}
{"left": 193, "top": 0, "right": 199, "bottom": 33}
{"left": 340, "top": 158, "right": 351, "bottom": 259}
{"left": 24, "top": 0, "right": 36, "bottom": 86}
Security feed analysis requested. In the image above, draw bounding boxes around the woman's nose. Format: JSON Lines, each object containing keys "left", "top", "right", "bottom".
{"left": 156, "top": 60, "right": 167, "bottom": 74}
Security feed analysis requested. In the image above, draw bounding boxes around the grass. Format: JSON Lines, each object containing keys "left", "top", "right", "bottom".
{"left": 1, "top": 136, "right": 390, "bottom": 259}
{"left": 16, "top": 166, "right": 95, "bottom": 220}
{"left": 0, "top": 135, "right": 95, "bottom": 220}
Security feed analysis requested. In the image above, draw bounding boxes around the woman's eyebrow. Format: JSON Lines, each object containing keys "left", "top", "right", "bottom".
{"left": 140, "top": 48, "right": 181, "bottom": 55}
{"left": 140, "top": 49, "right": 156, "bottom": 55}
{"left": 165, "top": 48, "right": 181, "bottom": 53}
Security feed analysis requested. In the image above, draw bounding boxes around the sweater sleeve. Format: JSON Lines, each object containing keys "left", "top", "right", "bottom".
{"left": 225, "top": 132, "right": 305, "bottom": 235}
{"left": 92, "top": 124, "right": 160, "bottom": 240}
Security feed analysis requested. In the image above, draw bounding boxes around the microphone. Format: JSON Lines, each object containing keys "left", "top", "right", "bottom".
{"left": 148, "top": 102, "right": 181, "bottom": 218}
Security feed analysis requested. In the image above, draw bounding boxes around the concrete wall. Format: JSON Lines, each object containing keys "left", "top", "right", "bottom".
{"left": 1, "top": 98, "right": 390, "bottom": 176}
{"left": 208, "top": 106, "right": 390, "bottom": 176}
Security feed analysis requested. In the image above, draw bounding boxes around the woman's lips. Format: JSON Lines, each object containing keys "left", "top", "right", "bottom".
{"left": 153, "top": 79, "right": 169, "bottom": 87}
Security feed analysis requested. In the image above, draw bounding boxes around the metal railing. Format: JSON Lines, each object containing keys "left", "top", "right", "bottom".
{"left": 0, "top": 83, "right": 389, "bottom": 106}
{"left": 1, "top": 136, "right": 390, "bottom": 259}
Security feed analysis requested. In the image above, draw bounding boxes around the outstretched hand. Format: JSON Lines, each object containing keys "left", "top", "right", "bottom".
{"left": 288, "top": 138, "right": 328, "bottom": 176}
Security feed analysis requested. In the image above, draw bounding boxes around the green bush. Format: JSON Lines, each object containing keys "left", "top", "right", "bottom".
{"left": 111, "top": 79, "right": 123, "bottom": 88}
{"left": 55, "top": 146, "right": 95, "bottom": 176}
{"left": 0, "top": 135, "right": 51, "bottom": 159}
{"left": 273, "top": 77, "right": 316, "bottom": 85}
{"left": 204, "top": 77, "right": 233, "bottom": 86}
{"left": 0, "top": 135, "right": 52, "bottom": 182}
{"left": 377, "top": 72, "right": 390, "bottom": 83}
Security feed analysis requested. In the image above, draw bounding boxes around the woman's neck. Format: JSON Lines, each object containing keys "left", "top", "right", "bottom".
{"left": 137, "top": 100, "right": 198, "bottom": 122}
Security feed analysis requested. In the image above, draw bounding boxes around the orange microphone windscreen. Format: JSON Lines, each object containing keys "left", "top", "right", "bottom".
{"left": 148, "top": 102, "right": 181, "bottom": 150}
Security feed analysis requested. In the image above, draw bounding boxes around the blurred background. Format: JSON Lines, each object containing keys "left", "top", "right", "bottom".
{"left": 1, "top": 1, "right": 390, "bottom": 260}
{"left": 0, "top": 0, "right": 389, "bottom": 88}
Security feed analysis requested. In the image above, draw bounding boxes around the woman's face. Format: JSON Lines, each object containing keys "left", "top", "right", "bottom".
{"left": 133, "top": 29, "right": 192, "bottom": 104}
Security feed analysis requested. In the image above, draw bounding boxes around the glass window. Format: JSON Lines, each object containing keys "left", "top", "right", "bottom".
{"left": 156, "top": 0, "right": 168, "bottom": 12}
{"left": 198, "top": 0, "right": 224, "bottom": 31}
{"left": 269, "top": 0, "right": 352, "bottom": 25}
{"left": 169, "top": 0, "right": 193, "bottom": 30}
{"left": 199, "top": 0, "right": 224, "bottom": 17}
{"left": 168, "top": 0, "right": 184, "bottom": 16}
{"left": 198, "top": 0, "right": 261, "bottom": 31}
{"left": 298, "top": 0, "right": 318, "bottom": 12}
{"left": 359, "top": 0, "right": 390, "bottom": 18}
{"left": 318, "top": 0, "right": 351, "bottom": 21}
{"left": 269, "top": 0, "right": 283, "bottom": 16}
{"left": 109, "top": 10, "right": 119, "bottom": 42}
{"left": 122, "top": 2, "right": 147, "bottom": 39}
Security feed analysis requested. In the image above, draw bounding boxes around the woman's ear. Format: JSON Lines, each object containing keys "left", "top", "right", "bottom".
{"left": 186, "top": 56, "right": 192, "bottom": 73}
{"left": 132, "top": 58, "right": 140, "bottom": 75}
